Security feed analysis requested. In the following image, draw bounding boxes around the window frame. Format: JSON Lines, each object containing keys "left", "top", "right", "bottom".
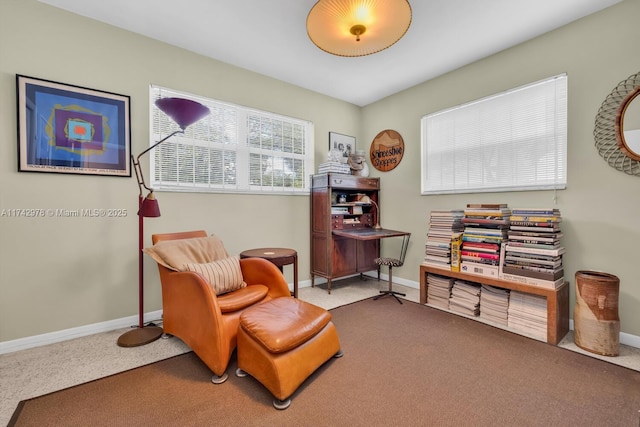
{"left": 420, "top": 74, "right": 568, "bottom": 195}
{"left": 149, "top": 85, "right": 314, "bottom": 195}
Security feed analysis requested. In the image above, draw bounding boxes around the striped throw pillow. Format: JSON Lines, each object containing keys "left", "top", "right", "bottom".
{"left": 184, "top": 255, "right": 247, "bottom": 295}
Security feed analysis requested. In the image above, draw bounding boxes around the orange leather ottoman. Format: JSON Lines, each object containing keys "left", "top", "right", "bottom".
{"left": 236, "top": 297, "right": 342, "bottom": 409}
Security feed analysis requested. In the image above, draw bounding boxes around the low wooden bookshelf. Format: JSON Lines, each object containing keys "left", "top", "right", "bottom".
{"left": 419, "top": 264, "right": 570, "bottom": 345}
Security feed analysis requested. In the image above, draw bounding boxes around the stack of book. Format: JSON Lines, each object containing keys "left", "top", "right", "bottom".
{"left": 449, "top": 280, "right": 481, "bottom": 317}
{"left": 500, "top": 208, "right": 565, "bottom": 289}
{"left": 479, "top": 285, "right": 510, "bottom": 326}
{"left": 424, "top": 210, "right": 465, "bottom": 269}
{"left": 507, "top": 291, "right": 547, "bottom": 340}
{"left": 460, "top": 204, "right": 510, "bottom": 278}
{"left": 317, "top": 161, "right": 351, "bottom": 174}
{"left": 426, "top": 273, "right": 455, "bottom": 309}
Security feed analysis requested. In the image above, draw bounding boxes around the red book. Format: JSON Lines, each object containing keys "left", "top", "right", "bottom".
{"left": 461, "top": 242, "right": 500, "bottom": 252}
{"left": 460, "top": 250, "right": 500, "bottom": 260}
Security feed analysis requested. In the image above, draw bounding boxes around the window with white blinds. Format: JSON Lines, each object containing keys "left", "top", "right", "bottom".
{"left": 421, "top": 74, "right": 567, "bottom": 195}
{"left": 150, "top": 86, "right": 314, "bottom": 194}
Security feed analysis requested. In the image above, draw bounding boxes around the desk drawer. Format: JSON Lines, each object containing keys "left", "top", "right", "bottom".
{"left": 331, "top": 214, "right": 373, "bottom": 229}
{"left": 330, "top": 175, "right": 378, "bottom": 190}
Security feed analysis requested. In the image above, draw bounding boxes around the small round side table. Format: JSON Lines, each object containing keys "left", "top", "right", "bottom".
{"left": 239, "top": 248, "right": 298, "bottom": 298}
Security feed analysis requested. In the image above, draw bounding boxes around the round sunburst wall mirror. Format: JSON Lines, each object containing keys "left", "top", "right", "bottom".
{"left": 594, "top": 71, "right": 640, "bottom": 175}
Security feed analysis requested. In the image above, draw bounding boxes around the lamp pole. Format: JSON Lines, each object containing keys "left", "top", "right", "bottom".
{"left": 117, "top": 97, "right": 210, "bottom": 347}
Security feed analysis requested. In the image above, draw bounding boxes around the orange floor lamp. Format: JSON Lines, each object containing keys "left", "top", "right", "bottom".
{"left": 117, "top": 97, "right": 210, "bottom": 347}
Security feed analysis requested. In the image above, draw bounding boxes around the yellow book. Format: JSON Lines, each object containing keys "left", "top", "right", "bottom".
{"left": 450, "top": 233, "right": 462, "bottom": 272}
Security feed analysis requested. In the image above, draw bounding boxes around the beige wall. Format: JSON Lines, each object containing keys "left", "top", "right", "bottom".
{"left": 0, "top": 0, "right": 360, "bottom": 341}
{"left": 1, "top": 0, "right": 639, "bottom": 342}
{"left": 363, "top": 0, "right": 640, "bottom": 336}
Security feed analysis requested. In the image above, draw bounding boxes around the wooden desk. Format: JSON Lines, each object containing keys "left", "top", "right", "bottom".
{"left": 333, "top": 228, "right": 410, "bottom": 281}
{"left": 240, "top": 248, "right": 298, "bottom": 298}
{"left": 332, "top": 228, "right": 409, "bottom": 240}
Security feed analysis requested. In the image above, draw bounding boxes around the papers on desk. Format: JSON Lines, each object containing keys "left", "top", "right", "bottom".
{"left": 332, "top": 228, "right": 409, "bottom": 239}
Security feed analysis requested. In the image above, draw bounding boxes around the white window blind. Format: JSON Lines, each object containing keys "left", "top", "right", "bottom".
{"left": 150, "top": 86, "right": 314, "bottom": 194}
{"left": 421, "top": 74, "right": 567, "bottom": 195}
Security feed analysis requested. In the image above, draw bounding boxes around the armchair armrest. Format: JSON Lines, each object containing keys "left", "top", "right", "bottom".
{"left": 240, "top": 257, "right": 291, "bottom": 298}
{"left": 158, "top": 267, "right": 231, "bottom": 375}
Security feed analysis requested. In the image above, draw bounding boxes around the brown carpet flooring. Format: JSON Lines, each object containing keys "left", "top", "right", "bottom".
{"left": 10, "top": 297, "right": 640, "bottom": 427}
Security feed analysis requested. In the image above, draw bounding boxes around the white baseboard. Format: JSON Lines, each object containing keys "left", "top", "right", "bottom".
{"left": 0, "top": 310, "right": 162, "bottom": 354}
{"left": 568, "top": 319, "right": 640, "bottom": 349}
{"left": 620, "top": 331, "right": 640, "bottom": 348}
{"left": 2, "top": 278, "right": 638, "bottom": 354}
{"left": 362, "top": 272, "right": 419, "bottom": 289}
{"left": 303, "top": 275, "right": 640, "bottom": 348}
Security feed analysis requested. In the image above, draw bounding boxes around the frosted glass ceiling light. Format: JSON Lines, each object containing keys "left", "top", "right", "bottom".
{"left": 306, "top": 0, "right": 412, "bottom": 57}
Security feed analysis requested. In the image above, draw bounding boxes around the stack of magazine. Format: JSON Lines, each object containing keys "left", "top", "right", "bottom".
{"left": 501, "top": 208, "right": 565, "bottom": 289}
{"left": 426, "top": 273, "right": 455, "bottom": 309}
{"left": 460, "top": 204, "right": 510, "bottom": 277}
{"left": 479, "top": 285, "right": 510, "bottom": 326}
{"left": 317, "top": 161, "right": 350, "bottom": 174}
{"left": 424, "top": 210, "right": 464, "bottom": 269}
{"left": 449, "top": 280, "right": 481, "bottom": 317}
{"left": 507, "top": 291, "right": 547, "bottom": 340}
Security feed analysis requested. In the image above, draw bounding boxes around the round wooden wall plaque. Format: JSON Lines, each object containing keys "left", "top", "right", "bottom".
{"left": 369, "top": 129, "right": 404, "bottom": 172}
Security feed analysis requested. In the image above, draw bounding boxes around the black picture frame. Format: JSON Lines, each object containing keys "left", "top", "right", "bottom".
{"left": 16, "top": 74, "right": 131, "bottom": 177}
{"left": 329, "top": 132, "right": 355, "bottom": 160}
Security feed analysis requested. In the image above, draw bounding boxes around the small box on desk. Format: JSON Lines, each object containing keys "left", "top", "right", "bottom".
{"left": 460, "top": 261, "right": 500, "bottom": 278}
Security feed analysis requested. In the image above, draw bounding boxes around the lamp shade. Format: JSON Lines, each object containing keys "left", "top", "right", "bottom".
{"left": 306, "top": 0, "right": 412, "bottom": 57}
{"left": 155, "top": 98, "right": 210, "bottom": 131}
{"left": 138, "top": 193, "right": 161, "bottom": 217}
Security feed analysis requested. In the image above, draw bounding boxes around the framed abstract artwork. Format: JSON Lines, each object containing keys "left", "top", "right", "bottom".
{"left": 16, "top": 75, "right": 131, "bottom": 177}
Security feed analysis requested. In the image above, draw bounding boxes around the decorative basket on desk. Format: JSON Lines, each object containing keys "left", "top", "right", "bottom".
{"left": 573, "top": 270, "right": 620, "bottom": 356}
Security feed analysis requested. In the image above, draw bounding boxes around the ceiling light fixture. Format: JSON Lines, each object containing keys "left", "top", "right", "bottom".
{"left": 306, "top": 0, "right": 412, "bottom": 57}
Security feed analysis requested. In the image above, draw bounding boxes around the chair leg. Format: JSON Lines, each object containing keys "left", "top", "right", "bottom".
{"left": 373, "top": 266, "right": 405, "bottom": 304}
{"left": 211, "top": 372, "right": 229, "bottom": 384}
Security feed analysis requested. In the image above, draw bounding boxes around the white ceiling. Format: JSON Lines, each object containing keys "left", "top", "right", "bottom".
{"left": 39, "top": 0, "right": 622, "bottom": 106}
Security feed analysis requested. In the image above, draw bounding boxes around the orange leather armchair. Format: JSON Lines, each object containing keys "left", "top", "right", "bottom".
{"left": 150, "top": 230, "right": 291, "bottom": 383}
